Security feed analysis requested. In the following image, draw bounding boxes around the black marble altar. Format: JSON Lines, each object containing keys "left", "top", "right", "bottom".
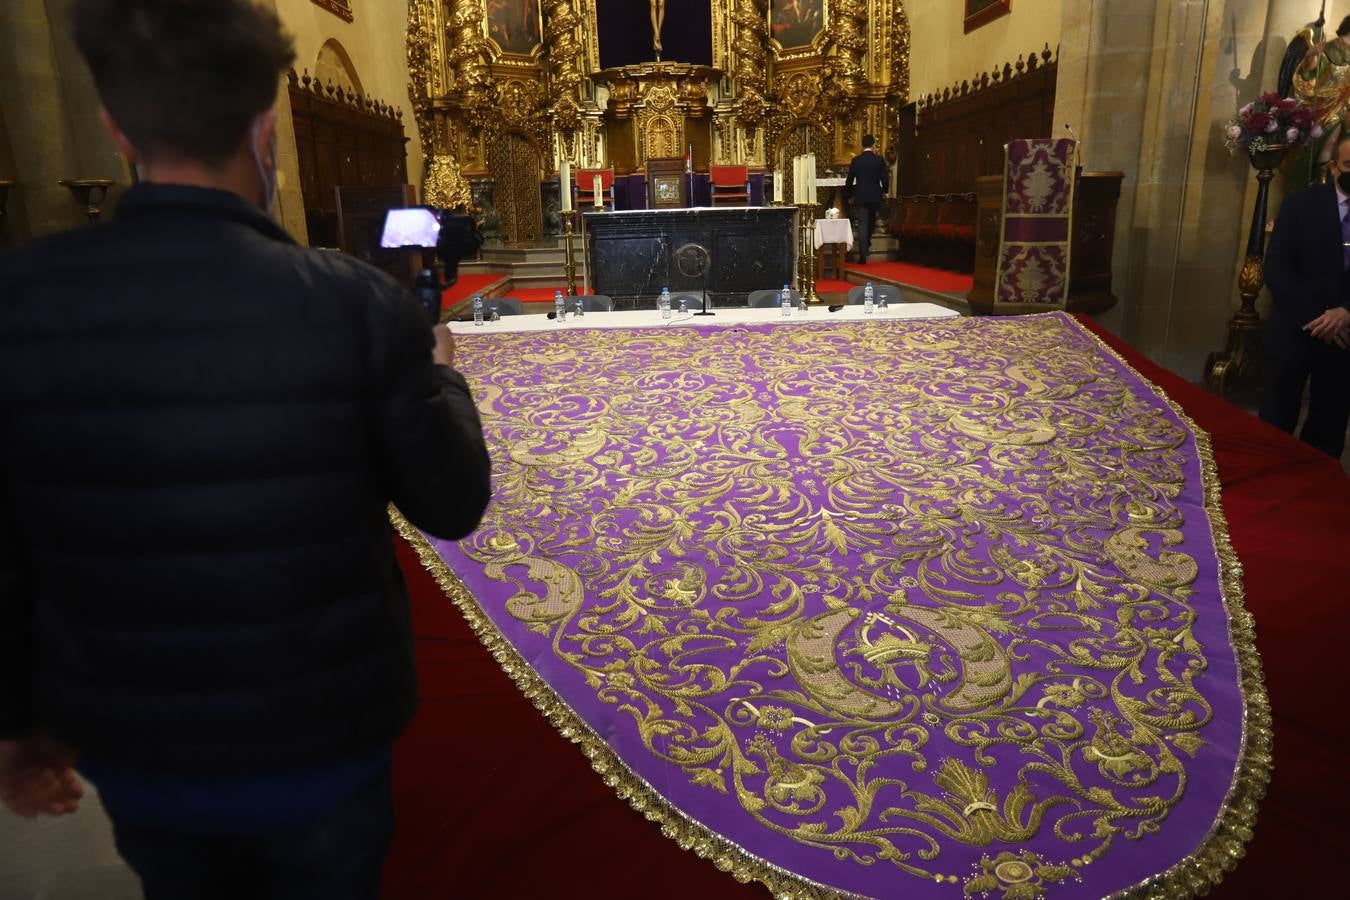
{"left": 583, "top": 207, "right": 795, "bottom": 309}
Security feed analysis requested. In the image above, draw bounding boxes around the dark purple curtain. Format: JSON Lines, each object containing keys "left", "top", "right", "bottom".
{"left": 596, "top": 1, "right": 712, "bottom": 69}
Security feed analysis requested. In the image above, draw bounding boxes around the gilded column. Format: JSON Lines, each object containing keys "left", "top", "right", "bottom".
{"left": 544, "top": 0, "right": 586, "bottom": 166}
{"left": 823, "top": 0, "right": 868, "bottom": 111}
{"left": 730, "top": 0, "right": 770, "bottom": 165}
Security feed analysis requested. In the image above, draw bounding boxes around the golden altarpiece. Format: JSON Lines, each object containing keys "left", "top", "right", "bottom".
{"left": 406, "top": 1, "right": 910, "bottom": 244}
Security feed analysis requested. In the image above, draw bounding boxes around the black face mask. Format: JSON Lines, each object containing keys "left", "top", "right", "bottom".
{"left": 1338, "top": 171, "right": 1350, "bottom": 195}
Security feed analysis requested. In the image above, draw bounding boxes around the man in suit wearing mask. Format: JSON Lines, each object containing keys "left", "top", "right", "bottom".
{"left": 1260, "top": 135, "right": 1350, "bottom": 459}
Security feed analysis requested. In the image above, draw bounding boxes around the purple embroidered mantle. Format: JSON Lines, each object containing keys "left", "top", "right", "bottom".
{"left": 415, "top": 313, "right": 1258, "bottom": 899}
{"left": 995, "top": 139, "right": 1077, "bottom": 310}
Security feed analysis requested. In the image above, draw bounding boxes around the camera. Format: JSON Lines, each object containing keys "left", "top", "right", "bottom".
{"left": 380, "top": 207, "right": 484, "bottom": 325}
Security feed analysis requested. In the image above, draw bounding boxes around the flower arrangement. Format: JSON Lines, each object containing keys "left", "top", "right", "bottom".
{"left": 1224, "top": 92, "right": 1322, "bottom": 154}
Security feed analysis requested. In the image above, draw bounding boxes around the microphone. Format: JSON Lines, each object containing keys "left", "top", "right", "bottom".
{"left": 827, "top": 305, "right": 844, "bottom": 313}
{"left": 1065, "top": 123, "right": 1078, "bottom": 142}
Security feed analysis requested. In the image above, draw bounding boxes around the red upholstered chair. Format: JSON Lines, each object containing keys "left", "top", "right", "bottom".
{"left": 710, "top": 164, "right": 750, "bottom": 206}
{"left": 574, "top": 167, "right": 616, "bottom": 211}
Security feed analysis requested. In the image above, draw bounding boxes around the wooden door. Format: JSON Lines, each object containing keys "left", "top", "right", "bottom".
{"left": 488, "top": 132, "right": 543, "bottom": 245}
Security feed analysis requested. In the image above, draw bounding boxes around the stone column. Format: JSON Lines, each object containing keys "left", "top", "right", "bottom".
{"left": 1053, "top": 0, "right": 1298, "bottom": 378}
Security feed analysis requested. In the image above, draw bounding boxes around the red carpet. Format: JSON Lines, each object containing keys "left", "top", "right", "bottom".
{"left": 441, "top": 273, "right": 506, "bottom": 305}
{"left": 510, "top": 286, "right": 592, "bottom": 301}
{"left": 815, "top": 279, "right": 853, "bottom": 294}
{"left": 383, "top": 316, "right": 1350, "bottom": 899}
{"left": 844, "top": 261, "right": 973, "bottom": 295}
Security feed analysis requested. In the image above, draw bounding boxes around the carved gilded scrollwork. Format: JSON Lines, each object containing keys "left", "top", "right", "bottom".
{"left": 821, "top": 0, "right": 867, "bottom": 111}
{"left": 730, "top": 0, "right": 769, "bottom": 125}
{"left": 407, "top": 0, "right": 472, "bottom": 209}
{"left": 543, "top": 0, "right": 584, "bottom": 135}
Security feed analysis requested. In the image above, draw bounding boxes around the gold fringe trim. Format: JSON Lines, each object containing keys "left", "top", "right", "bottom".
{"left": 391, "top": 310, "right": 1272, "bottom": 899}
{"left": 1064, "top": 312, "right": 1272, "bottom": 899}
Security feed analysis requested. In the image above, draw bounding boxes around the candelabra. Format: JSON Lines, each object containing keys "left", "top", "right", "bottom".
{"left": 796, "top": 203, "right": 820, "bottom": 306}
{"left": 562, "top": 211, "right": 579, "bottom": 297}
{"left": 59, "top": 178, "right": 116, "bottom": 225}
{"left": 1204, "top": 145, "right": 1287, "bottom": 397}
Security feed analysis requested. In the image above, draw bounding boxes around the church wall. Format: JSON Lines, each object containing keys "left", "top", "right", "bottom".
{"left": 1054, "top": 0, "right": 1316, "bottom": 381}
{"left": 274, "top": 0, "right": 424, "bottom": 193}
{"left": 906, "top": 1, "right": 1063, "bottom": 99}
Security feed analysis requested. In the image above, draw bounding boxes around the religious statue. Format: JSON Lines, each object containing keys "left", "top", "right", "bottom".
{"left": 1287, "top": 12, "right": 1350, "bottom": 168}
{"left": 651, "top": 0, "right": 665, "bottom": 59}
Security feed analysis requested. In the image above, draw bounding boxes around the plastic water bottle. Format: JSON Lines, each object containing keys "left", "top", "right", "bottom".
{"left": 574, "top": 294, "right": 584, "bottom": 318}
{"left": 472, "top": 293, "right": 484, "bottom": 327}
{"left": 678, "top": 293, "right": 689, "bottom": 314}
{"left": 780, "top": 284, "right": 791, "bottom": 317}
{"left": 660, "top": 286, "right": 672, "bottom": 320}
{"left": 554, "top": 289, "right": 566, "bottom": 324}
{"left": 864, "top": 281, "right": 875, "bottom": 315}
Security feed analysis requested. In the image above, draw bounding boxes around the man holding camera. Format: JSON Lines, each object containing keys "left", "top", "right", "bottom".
{"left": 0, "top": 2, "right": 491, "bottom": 898}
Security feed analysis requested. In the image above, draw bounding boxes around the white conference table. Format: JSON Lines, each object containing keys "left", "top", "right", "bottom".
{"left": 449, "top": 302, "right": 958, "bottom": 334}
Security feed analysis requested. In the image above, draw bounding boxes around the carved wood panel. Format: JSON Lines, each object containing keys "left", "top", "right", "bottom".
{"left": 488, "top": 131, "right": 544, "bottom": 245}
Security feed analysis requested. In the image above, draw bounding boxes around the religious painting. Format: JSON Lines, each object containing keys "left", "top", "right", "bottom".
{"left": 487, "top": 0, "right": 543, "bottom": 56}
{"left": 770, "top": 0, "right": 824, "bottom": 49}
{"left": 964, "top": 0, "right": 1012, "bottom": 33}
{"left": 308, "top": 0, "right": 353, "bottom": 24}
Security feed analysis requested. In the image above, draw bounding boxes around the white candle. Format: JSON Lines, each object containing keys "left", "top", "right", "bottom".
{"left": 773, "top": 166, "right": 783, "bottom": 203}
{"left": 793, "top": 156, "right": 802, "bottom": 204}
{"left": 560, "top": 158, "right": 572, "bottom": 212}
{"left": 593, "top": 174, "right": 602, "bottom": 208}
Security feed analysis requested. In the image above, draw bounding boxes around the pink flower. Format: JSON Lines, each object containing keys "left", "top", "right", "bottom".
{"left": 1286, "top": 126, "right": 1301, "bottom": 143}
{"left": 1239, "top": 102, "right": 1254, "bottom": 116}
{"left": 1265, "top": 117, "right": 1280, "bottom": 133}
{"left": 1227, "top": 124, "right": 1243, "bottom": 141}
{"left": 1313, "top": 123, "right": 1325, "bottom": 139}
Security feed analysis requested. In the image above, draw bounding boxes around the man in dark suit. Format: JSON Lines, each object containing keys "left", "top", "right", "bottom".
{"left": 1260, "top": 135, "right": 1350, "bottom": 458}
{"left": 0, "top": 1, "right": 491, "bottom": 897}
{"left": 845, "top": 134, "right": 891, "bottom": 265}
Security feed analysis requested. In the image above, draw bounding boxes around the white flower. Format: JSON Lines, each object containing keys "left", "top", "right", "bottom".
{"left": 1226, "top": 124, "right": 1242, "bottom": 140}
{"left": 1313, "top": 123, "right": 1325, "bottom": 138}
{"left": 1286, "top": 126, "right": 1300, "bottom": 143}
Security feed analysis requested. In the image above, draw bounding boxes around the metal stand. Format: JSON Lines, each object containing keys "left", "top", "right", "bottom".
{"left": 796, "top": 203, "right": 820, "bottom": 305}
{"left": 1204, "top": 146, "right": 1286, "bottom": 397}
{"left": 563, "top": 213, "right": 579, "bottom": 297}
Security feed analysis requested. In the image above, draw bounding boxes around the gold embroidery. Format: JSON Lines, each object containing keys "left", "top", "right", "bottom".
{"left": 393, "top": 313, "right": 1269, "bottom": 898}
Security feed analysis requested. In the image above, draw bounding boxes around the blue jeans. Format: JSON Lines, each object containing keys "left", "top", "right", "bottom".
{"left": 107, "top": 767, "right": 393, "bottom": 900}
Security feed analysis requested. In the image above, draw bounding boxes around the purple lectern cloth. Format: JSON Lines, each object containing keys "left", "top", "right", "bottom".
{"left": 415, "top": 312, "right": 1259, "bottom": 899}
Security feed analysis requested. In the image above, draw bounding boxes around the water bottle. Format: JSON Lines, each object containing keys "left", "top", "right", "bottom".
{"left": 554, "top": 289, "right": 566, "bottom": 324}
{"left": 660, "top": 286, "right": 672, "bottom": 320}
{"left": 678, "top": 293, "right": 689, "bottom": 314}
{"left": 863, "top": 281, "right": 875, "bottom": 315}
{"left": 574, "top": 294, "right": 584, "bottom": 318}
{"left": 472, "top": 293, "right": 484, "bottom": 327}
{"left": 780, "top": 284, "right": 791, "bottom": 317}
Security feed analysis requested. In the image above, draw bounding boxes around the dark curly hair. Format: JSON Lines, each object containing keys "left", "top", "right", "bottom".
{"left": 69, "top": 0, "right": 295, "bottom": 165}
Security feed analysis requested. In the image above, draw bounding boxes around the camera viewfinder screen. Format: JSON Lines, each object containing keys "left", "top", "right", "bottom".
{"left": 380, "top": 208, "right": 440, "bottom": 248}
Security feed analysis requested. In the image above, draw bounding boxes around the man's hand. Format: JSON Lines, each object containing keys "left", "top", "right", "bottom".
{"left": 1305, "top": 306, "right": 1350, "bottom": 348}
{"left": 432, "top": 323, "right": 456, "bottom": 369}
{"left": 0, "top": 735, "right": 83, "bottom": 818}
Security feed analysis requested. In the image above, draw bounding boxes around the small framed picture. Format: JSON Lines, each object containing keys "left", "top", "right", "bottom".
{"left": 964, "top": 0, "right": 1011, "bottom": 34}
{"left": 310, "top": 1, "right": 353, "bottom": 24}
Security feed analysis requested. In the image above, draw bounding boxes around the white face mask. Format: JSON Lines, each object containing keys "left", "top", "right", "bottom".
{"left": 250, "top": 115, "right": 278, "bottom": 214}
